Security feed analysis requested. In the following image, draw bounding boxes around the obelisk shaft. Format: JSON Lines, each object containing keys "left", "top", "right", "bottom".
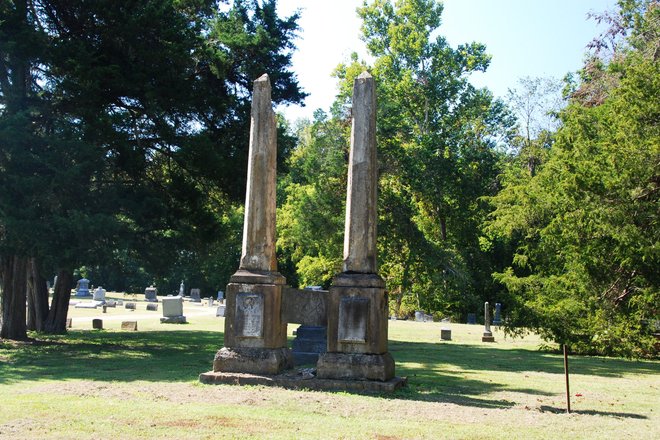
{"left": 240, "top": 74, "right": 278, "bottom": 272}
{"left": 343, "top": 72, "right": 378, "bottom": 273}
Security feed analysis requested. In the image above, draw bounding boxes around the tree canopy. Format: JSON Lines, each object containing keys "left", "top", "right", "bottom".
{"left": 486, "top": 0, "right": 659, "bottom": 357}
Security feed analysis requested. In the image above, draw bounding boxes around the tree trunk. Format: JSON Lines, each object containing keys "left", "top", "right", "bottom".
{"left": 0, "top": 255, "right": 29, "bottom": 340}
{"left": 27, "top": 258, "right": 49, "bottom": 332}
{"left": 43, "top": 268, "right": 72, "bottom": 334}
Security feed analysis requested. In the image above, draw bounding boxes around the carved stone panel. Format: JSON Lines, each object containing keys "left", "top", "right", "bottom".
{"left": 236, "top": 292, "right": 264, "bottom": 338}
{"left": 338, "top": 297, "right": 369, "bottom": 343}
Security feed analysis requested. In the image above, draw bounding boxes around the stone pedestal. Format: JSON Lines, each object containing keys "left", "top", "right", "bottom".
{"left": 214, "top": 270, "right": 292, "bottom": 374}
{"left": 317, "top": 273, "right": 394, "bottom": 381}
{"left": 482, "top": 335, "right": 495, "bottom": 342}
{"left": 213, "top": 347, "right": 292, "bottom": 376}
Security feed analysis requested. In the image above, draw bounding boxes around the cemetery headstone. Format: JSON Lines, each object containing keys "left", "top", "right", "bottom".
{"left": 144, "top": 285, "right": 158, "bottom": 302}
{"left": 217, "top": 290, "right": 224, "bottom": 301}
{"left": 440, "top": 328, "right": 452, "bottom": 341}
{"left": 482, "top": 301, "right": 495, "bottom": 342}
{"left": 106, "top": 300, "right": 117, "bottom": 308}
{"left": 93, "top": 286, "right": 106, "bottom": 302}
{"left": 76, "top": 278, "right": 90, "bottom": 297}
{"left": 121, "top": 321, "right": 138, "bottom": 331}
{"left": 179, "top": 281, "right": 185, "bottom": 297}
{"left": 190, "top": 288, "right": 201, "bottom": 303}
{"left": 146, "top": 303, "right": 158, "bottom": 311}
{"left": 92, "top": 319, "right": 103, "bottom": 330}
{"left": 161, "top": 296, "right": 186, "bottom": 323}
{"left": 216, "top": 304, "right": 226, "bottom": 317}
{"left": 467, "top": 313, "right": 477, "bottom": 325}
{"left": 291, "top": 325, "right": 327, "bottom": 365}
{"left": 493, "top": 302, "right": 502, "bottom": 325}
{"left": 125, "top": 302, "right": 136, "bottom": 310}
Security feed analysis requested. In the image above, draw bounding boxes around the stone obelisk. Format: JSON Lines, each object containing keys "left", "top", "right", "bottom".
{"left": 482, "top": 301, "right": 495, "bottom": 342}
{"left": 317, "top": 72, "right": 395, "bottom": 381}
{"left": 211, "top": 74, "right": 292, "bottom": 375}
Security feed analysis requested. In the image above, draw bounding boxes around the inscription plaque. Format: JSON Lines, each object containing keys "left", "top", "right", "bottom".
{"left": 338, "top": 297, "right": 369, "bottom": 343}
{"left": 236, "top": 292, "right": 264, "bottom": 338}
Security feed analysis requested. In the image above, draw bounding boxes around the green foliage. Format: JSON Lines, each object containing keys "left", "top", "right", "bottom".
{"left": 277, "top": 114, "right": 347, "bottom": 288}
{"left": 487, "top": 0, "right": 659, "bottom": 357}
{"left": 0, "top": 0, "right": 304, "bottom": 296}
{"left": 279, "top": 0, "right": 514, "bottom": 319}
{"left": 354, "top": 0, "right": 513, "bottom": 317}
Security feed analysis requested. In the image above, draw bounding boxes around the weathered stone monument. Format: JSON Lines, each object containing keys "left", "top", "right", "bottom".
{"left": 209, "top": 74, "right": 292, "bottom": 375}
{"left": 190, "top": 288, "right": 201, "bottom": 302}
{"left": 76, "top": 278, "right": 90, "bottom": 297}
{"left": 178, "top": 281, "right": 185, "bottom": 297}
{"left": 144, "top": 285, "right": 158, "bottom": 302}
{"left": 493, "top": 302, "right": 502, "bottom": 325}
{"left": 482, "top": 301, "right": 495, "bottom": 342}
{"left": 121, "top": 321, "right": 138, "bottom": 331}
{"left": 316, "top": 72, "right": 395, "bottom": 382}
{"left": 440, "top": 328, "right": 452, "bottom": 341}
{"left": 467, "top": 313, "right": 477, "bottom": 325}
{"left": 93, "top": 286, "right": 106, "bottom": 302}
{"left": 200, "top": 72, "right": 404, "bottom": 392}
{"left": 161, "top": 296, "right": 186, "bottom": 323}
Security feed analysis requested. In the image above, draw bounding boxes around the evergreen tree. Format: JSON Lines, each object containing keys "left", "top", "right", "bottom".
{"left": 0, "top": 0, "right": 304, "bottom": 336}
{"left": 486, "top": 0, "right": 659, "bottom": 357}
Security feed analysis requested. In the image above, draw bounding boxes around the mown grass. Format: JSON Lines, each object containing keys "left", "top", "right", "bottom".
{"left": 0, "top": 301, "right": 658, "bottom": 439}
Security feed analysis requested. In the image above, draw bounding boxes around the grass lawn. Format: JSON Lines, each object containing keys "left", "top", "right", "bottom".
{"left": 1, "top": 295, "right": 658, "bottom": 439}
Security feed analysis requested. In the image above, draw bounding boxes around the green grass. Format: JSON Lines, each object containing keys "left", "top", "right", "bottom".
{"left": 1, "top": 301, "right": 658, "bottom": 439}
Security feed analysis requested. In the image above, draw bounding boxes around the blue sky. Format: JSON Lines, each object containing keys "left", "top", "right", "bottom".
{"left": 276, "top": 0, "right": 618, "bottom": 122}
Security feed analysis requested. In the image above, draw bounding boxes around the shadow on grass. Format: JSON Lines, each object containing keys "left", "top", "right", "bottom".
{"left": 0, "top": 330, "right": 223, "bottom": 384}
{"left": 1, "top": 330, "right": 658, "bottom": 412}
{"left": 539, "top": 406, "right": 647, "bottom": 419}
{"left": 389, "top": 339, "right": 660, "bottom": 378}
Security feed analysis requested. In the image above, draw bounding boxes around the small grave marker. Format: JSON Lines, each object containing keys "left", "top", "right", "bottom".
{"left": 440, "top": 328, "right": 452, "bottom": 341}
{"left": 190, "top": 288, "right": 201, "bottom": 303}
{"left": 92, "top": 319, "right": 103, "bottom": 330}
{"left": 121, "top": 321, "right": 138, "bottom": 331}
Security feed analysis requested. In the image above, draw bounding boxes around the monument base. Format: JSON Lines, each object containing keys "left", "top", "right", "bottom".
{"left": 213, "top": 346, "right": 293, "bottom": 375}
{"left": 199, "top": 370, "right": 407, "bottom": 393}
{"left": 482, "top": 332, "right": 495, "bottom": 342}
{"left": 316, "top": 352, "right": 395, "bottom": 382}
{"left": 160, "top": 316, "right": 187, "bottom": 324}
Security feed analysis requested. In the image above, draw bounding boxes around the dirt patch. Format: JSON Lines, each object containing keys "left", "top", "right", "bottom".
{"left": 162, "top": 416, "right": 238, "bottom": 428}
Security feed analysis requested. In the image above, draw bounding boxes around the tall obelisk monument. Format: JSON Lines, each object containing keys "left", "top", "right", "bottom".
{"left": 211, "top": 74, "right": 292, "bottom": 375}
{"left": 317, "top": 72, "right": 395, "bottom": 381}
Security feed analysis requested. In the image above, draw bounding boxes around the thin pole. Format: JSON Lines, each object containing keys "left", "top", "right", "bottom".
{"left": 563, "top": 344, "right": 571, "bottom": 414}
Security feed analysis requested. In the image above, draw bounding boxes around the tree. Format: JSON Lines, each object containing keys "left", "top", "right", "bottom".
{"left": 279, "top": 0, "right": 514, "bottom": 319}
{"left": 277, "top": 111, "right": 348, "bottom": 288}
{"left": 0, "top": 0, "right": 305, "bottom": 336}
{"left": 486, "top": 0, "right": 659, "bottom": 357}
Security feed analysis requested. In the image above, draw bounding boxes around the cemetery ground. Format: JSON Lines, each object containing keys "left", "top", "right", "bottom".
{"left": 0, "top": 295, "right": 658, "bottom": 440}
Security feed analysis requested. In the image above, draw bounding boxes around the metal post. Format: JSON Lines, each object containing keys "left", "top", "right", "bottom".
{"left": 563, "top": 344, "right": 571, "bottom": 414}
